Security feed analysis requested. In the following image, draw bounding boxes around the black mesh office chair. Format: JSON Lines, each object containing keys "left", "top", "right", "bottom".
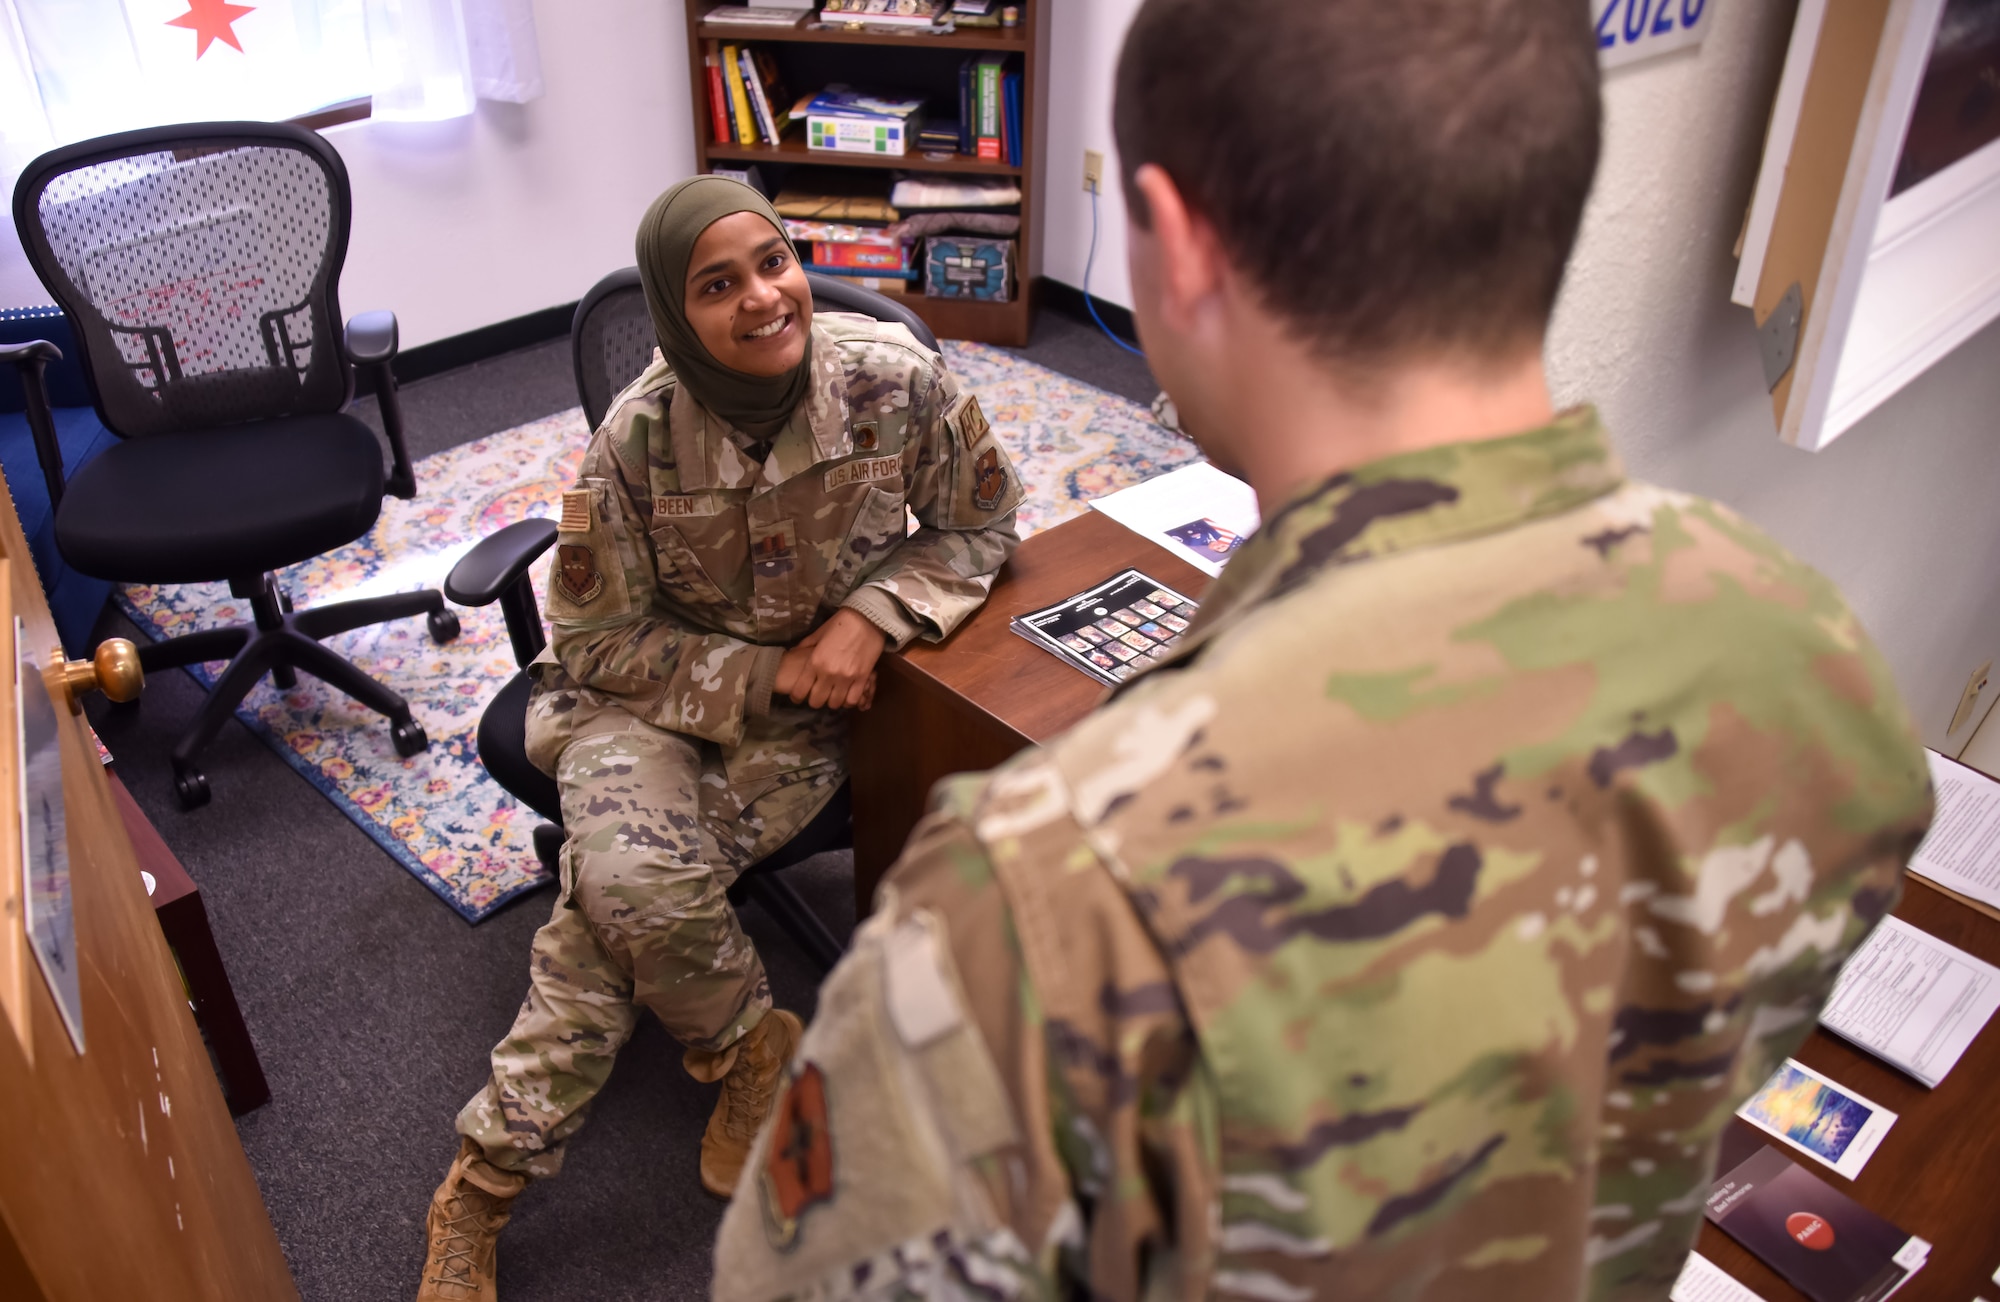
{"left": 443, "top": 270, "right": 932, "bottom": 970}
{"left": 9, "top": 122, "right": 456, "bottom": 808}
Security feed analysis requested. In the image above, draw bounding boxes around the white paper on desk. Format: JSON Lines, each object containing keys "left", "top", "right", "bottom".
{"left": 1819, "top": 914, "right": 2000, "bottom": 1086}
{"left": 1909, "top": 750, "right": 2000, "bottom": 910}
{"left": 1670, "top": 1252, "right": 1766, "bottom": 1302}
{"left": 1090, "top": 462, "right": 1260, "bottom": 577}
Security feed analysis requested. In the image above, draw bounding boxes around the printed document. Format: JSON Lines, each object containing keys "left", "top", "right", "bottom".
{"left": 1091, "top": 462, "right": 1260, "bottom": 577}
{"left": 1910, "top": 751, "right": 2000, "bottom": 909}
{"left": 1819, "top": 914, "right": 2000, "bottom": 1086}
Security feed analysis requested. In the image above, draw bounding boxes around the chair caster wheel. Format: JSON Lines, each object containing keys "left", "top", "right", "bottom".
{"left": 174, "top": 769, "right": 211, "bottom": 809}
{"left": 391, "top": 718, "right": 429, "bottom": 758}
{"left": 427, "top": 609, "right": 462, "bottom": 644}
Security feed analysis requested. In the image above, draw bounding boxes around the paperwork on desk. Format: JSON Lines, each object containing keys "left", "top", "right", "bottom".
{"left": 1819, "top": 914, "right": 2000, "bottom": 1086}
{"left": 1910, "top": 749, "right": 2000, "bottom": 910}
{"left": 1671, "top": 1253, "right": 1766, "bottom": 1302}
{"left": 1090, "top": 462, "right": 1260, "bottom": 578}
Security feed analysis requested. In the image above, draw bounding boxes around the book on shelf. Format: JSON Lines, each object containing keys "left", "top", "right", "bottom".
{"left": 783, "top": 218, "right": 900, "bottom": 246}
{"left": 1003, "top": 68, "right": 1021, "bottom": 166}
{"left": 739, "top": 46, "right": 790, "bottom": 145}
{"left": 957, "top": 57, "right": 975, "bottom": 154}
{"left": 819, "top": 0, "right": 951, "bottom": 28}
{"left": 801, "top": 260, "right": 920, "bottom": 281}
{"left": 702, "top": 4, "right": 810, "bottom": 26}
{"left": 812, "top": 241, "right": 914, "bottom": 272}
{"left": 704, "top": 43, "right": 734, "bottom": 144}
{"left": 722, "top": 44, "right": 758, "bottom": 146}
{"left": 974, "top": 54, "right": 1006, "bottom": 159}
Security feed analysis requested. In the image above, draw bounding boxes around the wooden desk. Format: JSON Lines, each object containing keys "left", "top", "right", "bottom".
{"left": 853, "top": 514, "right": 2000, "bottom": 1296}
{"left": 849, "top": 510, "right": 1210, "bottom": 911}
{"left": 1698, "top": 876, "right": 2000, "bottom": 1298}
{"left": 113, "top": 773, "right": 270, "bottom": 1116}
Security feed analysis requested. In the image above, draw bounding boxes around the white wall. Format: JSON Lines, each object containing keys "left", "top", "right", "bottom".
{"left": 0, "top": 0, "right": 694, "bottom": 347}
{"left": 1041, "top": 0, "right": 1139, "bottom": 306}
{"left": 1037, "top": 0, "right": 2000, "bottom": 753}
{"left": 332, "top": 0, "right": 693, "bottom": 345}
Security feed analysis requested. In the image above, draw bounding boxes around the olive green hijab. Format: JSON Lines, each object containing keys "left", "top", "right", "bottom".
{"left": 635, "top": 176, "right": 812, "bottom": 440}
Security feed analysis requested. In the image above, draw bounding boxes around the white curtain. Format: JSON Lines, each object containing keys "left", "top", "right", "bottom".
{"left": 0, "top": 0, "right": 542, "bottom": 171}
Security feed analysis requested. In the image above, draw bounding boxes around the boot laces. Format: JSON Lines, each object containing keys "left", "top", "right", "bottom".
{"left": 427, "top": 1186, "right": 501, "bottom": 1291}
{"left": 720, "top": 1038, "right": 781, "bottom": 1142}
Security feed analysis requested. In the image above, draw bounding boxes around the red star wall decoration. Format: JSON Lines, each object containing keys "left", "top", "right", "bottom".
{"left": 166, "top": 0, "right": 257, "bottom": 58}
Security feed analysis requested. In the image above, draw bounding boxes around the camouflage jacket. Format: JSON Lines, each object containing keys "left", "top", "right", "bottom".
{"left": 712, "top": 409, "right": 1934, "bottom": 1302}
{"left": 535, "top": 313, "right": 1022, "bottom": 750}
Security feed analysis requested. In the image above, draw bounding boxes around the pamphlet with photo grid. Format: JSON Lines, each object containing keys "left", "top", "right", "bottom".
{"left": 1009, "top": 568, "right": 1198, "bottom": 687}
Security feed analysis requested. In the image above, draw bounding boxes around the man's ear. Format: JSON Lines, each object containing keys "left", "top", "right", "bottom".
{"left": 1133, "top": 164, "right": 1224, "bottom": 332}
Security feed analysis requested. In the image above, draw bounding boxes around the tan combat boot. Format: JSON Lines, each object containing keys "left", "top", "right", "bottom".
{"left": 684, "top": 1008, "right": 803, "bottom": 1199}
{"left": 416, "top": 1138, "right": 528, "bottom": 1301}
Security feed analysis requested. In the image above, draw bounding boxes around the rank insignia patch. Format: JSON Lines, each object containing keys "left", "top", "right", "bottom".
{"left": 973, "top": 445, "right": 1008, "bottom": 512}
{"left": 852, "top": 420, "right": 879, "bottom": 452}
{"left": 557, "top": 544, "right": 604, "bottom": 604}
{"left": 951, "top": 393, "right": 991, "bottom": 450}
{"left": 751, "top": 523, "right": 798, "bottom": 578}
{"left": 761, "top": 1061, "right": 833, "bottom": 1249}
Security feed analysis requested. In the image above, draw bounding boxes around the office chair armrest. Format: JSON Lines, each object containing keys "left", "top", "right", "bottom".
{"left": 445, "top": 518, "right": 558, "bottom": 669}
{"left": 0, "top": 340, "right": 68, "bottom": 509}
{"left": 345, "top": 311, "right": 417, "bottom": 500}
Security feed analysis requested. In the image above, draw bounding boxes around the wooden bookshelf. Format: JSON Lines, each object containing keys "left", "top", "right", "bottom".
{"left": 684, "top": 3, "right": 1049, "bottom": 346}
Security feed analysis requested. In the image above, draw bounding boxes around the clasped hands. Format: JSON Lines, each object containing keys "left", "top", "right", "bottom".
{"left": 774, "top": 608, "right": 886, "bottom": 710}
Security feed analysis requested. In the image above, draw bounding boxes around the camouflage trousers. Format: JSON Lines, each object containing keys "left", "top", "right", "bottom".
{"left": 456, "top": 677, "right": 843, "bottom": 1178}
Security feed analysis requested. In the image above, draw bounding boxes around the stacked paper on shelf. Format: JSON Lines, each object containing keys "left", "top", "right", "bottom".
{"left": 702, "top": 4, "right": 810, "bottom": 25}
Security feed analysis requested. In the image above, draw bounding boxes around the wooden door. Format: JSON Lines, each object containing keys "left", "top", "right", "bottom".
{"left": 0, "top": 473, "right": 295, "bottom": 1299}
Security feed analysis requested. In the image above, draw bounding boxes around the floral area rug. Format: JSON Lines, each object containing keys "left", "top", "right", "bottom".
{"left": 118, "top": 340, "right": 1197, "bottom": 921}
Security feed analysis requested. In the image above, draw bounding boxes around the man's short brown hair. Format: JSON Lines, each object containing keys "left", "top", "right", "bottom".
{"left": 1114, "top": 0, "right": 1601, "bottom": 364}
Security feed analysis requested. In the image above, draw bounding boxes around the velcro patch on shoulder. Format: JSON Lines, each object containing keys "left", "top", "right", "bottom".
{"left": 824, "top": 454, "right": 904, "bottom": 492}
{"left": 654, "top": 493, "right": 718, "bottom": 520}
{"left": 948, "top": 392, "right": 992, "bottom": 451}
{"left": 559, "top": 489, "right": 592, "bottom": 535}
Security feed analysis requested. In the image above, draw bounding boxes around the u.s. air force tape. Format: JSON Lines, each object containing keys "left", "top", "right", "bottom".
{"left": 824, "top": 454, "right": 902, "bottom": 492}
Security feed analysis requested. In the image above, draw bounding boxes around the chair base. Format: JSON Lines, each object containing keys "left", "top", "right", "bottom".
{"left": 130, "top": 572, "right": 458, "bottom": 808}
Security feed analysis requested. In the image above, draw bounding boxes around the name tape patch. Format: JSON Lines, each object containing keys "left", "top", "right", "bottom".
{"left": 653, "top": 494, "right": 717, "bottom": 519}
{"left": 824, "top": 454, "right": 903, "bottom": 492}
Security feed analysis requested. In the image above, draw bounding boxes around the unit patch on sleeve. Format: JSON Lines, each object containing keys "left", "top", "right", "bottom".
{"left": 823, "top": 454, "right": 903, "bottom": 492}
{"left": 949, "top": 392, "right": 991, "bottom": 451}
{"left": 760, "top": 1061, "right": 834, "bottom": 1249}
{"left": 556, "top": 544, "right": 604, "bottom": 604}
{"left": 973, "top": 445, "right": 1009, "bottom": 512}
{"left": 559, "top": 488, "right": 593, "bottom": 535}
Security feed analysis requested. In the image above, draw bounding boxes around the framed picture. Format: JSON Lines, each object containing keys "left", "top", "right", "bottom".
{"left": 1734, "top": 0, "right": 2000, "bottom": 450}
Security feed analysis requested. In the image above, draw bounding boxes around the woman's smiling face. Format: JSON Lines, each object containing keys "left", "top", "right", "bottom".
{"left": 683, "top": 211, "right": 813, "bottom": 377}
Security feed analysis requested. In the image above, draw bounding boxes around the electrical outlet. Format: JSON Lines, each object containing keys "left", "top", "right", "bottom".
{"left": 1949, "top": 659, "right": 1992, "bottom": 736}
{"left": 1083, "top": 149, "right": 1104, "bottom": 194}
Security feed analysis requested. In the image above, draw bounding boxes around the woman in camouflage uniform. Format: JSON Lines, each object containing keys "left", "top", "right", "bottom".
{"left": 417, "top": 177, "right": 1021, "bottom": 1301}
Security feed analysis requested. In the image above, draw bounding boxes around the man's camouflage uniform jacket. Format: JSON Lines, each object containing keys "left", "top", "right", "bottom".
{"left": 713, "top": 409, "right": 1933, "bottom": 1299}
{"left": 455, "top": 314, "right": 1019, "bottom": 1178}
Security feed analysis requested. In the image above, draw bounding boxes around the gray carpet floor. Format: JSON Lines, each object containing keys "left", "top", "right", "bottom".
{"left": 82, "top": 304, "right": 1160, "bottom": 1302}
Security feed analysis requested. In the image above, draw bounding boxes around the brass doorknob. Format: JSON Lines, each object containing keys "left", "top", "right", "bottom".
{"left": 54, "top": 638, "right": 144, "bottom": 713}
